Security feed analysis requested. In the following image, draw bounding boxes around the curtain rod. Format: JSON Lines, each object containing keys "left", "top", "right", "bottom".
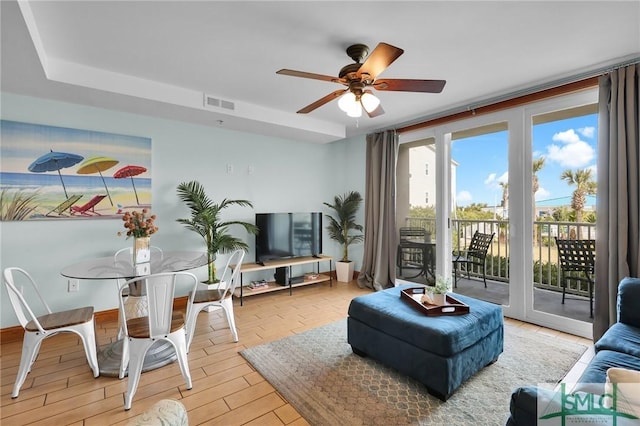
{"left": 395, "top": 56, "right": 640, "bottom": 134}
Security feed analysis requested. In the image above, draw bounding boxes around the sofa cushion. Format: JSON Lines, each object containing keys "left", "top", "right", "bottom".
{"left": 347, "top": 284, "right": 503, "bottom": 357}
{"left": 574, "top": 349, "right": 640, "bottom": 395}
{"left": 618, "top": 277, "right": 640, "bottom": 327}
{"left": 594, "top": 322, "right": 640, "bottom": 358}
{"left": 507, "top": 385, "right": 553, "bottom": 426}
{"left": 604, "top": 368, "right": 640, "bottom": 414}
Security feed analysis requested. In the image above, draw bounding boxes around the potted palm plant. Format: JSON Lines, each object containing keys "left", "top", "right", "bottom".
{"left": 176, "top": 180, "right": 258, "bottom": 284}
{"left": 323, "top": 190, "right": 364, "bottom": 282}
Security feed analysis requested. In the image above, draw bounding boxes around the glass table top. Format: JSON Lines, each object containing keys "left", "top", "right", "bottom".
{"left": 60, "top": 250, "right": 208, "bottom": 280}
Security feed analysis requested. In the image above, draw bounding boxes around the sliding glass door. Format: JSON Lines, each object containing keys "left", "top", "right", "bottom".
{"left": 398, "top": 89, "right": 598, "bottom": 339}
{"left": 523, "top": 94, "right": 597, "bottom": 337}
{"left": 449, "top": 122, "right": 510, "bottom": 306}
{"left": 397, "top": 138, "right": 438, "bottom": 284}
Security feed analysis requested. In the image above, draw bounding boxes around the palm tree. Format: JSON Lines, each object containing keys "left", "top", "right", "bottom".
{"left": 560, "top": 168, "right": 597, "bottom": 224}
{"left": 532, "top": 157, "right": 545, "bottom": 195}
{"left": 323, "top": 191, "right": 364, "bottom": 262}
{"left": 532, "top": 157, "right": 545, "bottom": 244}
{"left": 176, "top": 181, "right": 258, "bottom": 283}
{"left": 499, "top": 182, "right": 509, "bottom": 209}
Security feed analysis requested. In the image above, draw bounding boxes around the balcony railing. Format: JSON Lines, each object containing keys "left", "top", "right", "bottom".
{"left": 402, "top": 217, "right": 596, "bottom": 298}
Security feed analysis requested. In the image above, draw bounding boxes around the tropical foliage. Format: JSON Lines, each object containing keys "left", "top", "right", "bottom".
{"left": 176, "top": 181, "right": 258, "bottom": 283}
{"left": 560, "top": 168, "right": 597, "bottom": 223}
{"left": 456, "top": 203, "right": 493, "bottom": 220}
{"left": 433, "top": 275, "right": 452, "bottom": 294}
{"left": 0, "top": 189, "right": 40, "bottom": 221}
{"left": 323, "top": 191, "right": 364, "bottom": 262}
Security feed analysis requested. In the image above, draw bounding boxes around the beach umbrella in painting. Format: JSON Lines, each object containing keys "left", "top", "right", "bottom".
{"left": 28, "top": 150, "right": 84, "bottom": 198}
{"left": 113, "top": 165, "right": 147, "bottom": 205}
{"left": 76, "top": 156, "right": 119, "bottom": 206}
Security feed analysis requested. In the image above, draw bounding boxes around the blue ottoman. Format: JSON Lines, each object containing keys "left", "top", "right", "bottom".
{"left": 347, "top": 284, "right": 504, "bottom": 401}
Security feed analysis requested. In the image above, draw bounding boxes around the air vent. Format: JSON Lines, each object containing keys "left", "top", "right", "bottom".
{"left": 203, "top": 94, "right": 235, "bottom": 111}
{"left": 205, "top": 96, "right": 219, "bottom": 107}
{"left": 220, "top": 100, "right": 235, "bottom": 110}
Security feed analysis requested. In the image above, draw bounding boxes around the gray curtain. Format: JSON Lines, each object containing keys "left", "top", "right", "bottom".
{"left": 593, "top": 64, "right": 640, "bottom": 341}
{"left": 358, "top": 130, "right": 398, "bottom": 291}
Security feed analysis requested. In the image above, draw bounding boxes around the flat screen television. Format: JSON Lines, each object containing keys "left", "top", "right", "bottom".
{"left": 255, "top": 212, "right": 322, "bottom": 263}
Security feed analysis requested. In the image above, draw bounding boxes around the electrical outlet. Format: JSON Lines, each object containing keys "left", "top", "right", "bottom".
{"left": 68, "top": 279, "right": 79, "bottom": 292}
{"left": 226, "top": 164, "right": 234, "bottom": 174}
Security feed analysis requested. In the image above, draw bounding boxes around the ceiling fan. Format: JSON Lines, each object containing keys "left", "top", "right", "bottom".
{"left": 276, "top": 42, "right": 446, "bottom": 118}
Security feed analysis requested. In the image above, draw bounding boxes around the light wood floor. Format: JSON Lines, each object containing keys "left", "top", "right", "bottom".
{"left": 0, "top": 280, "right": 594, "bottom": 425}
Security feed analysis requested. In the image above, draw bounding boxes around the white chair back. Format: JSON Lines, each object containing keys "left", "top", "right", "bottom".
{"left": 3, "top": 267, "right": 52, "bottom": 333}
{"left": 145, "top": 274, "right": 177, "bottom": 338}
{"left": 218, "top": 249, "right": 245, "bottom": 297}
{"left": 118, "top": 272, "right": 198, "bottom": 339}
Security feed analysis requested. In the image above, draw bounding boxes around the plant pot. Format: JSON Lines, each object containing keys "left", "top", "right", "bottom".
{"left": 335, "top": 261, "right": 354, "bottom": 283}
{"left": 432, "top": 293, "right": 446, "bottom": 305}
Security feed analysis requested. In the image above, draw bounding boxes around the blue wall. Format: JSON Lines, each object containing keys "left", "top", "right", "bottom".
{"left": 0, "top": 93, "right": 366, "bottom": 328}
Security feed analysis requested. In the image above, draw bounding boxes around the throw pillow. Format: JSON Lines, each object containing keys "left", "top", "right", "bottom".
{"left": 604, "top": 367, "right": 640, "bottom": 417}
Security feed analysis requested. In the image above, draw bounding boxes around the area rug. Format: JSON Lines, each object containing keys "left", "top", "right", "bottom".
{"left": 240, "top": 319, "right": 587, "bottom": 426}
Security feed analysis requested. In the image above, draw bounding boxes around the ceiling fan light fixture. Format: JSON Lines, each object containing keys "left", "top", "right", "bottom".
{"left": 360, "top": 91, "right": 380, "bottom": 113}
{"left": 338, "top": 92, "right": 357, "bottom": 112}
{"left": 346, "top": 102, "right": 362, "bottom": 117}
{"left": 338, "top": 92, "right": 362, "bottom": 117}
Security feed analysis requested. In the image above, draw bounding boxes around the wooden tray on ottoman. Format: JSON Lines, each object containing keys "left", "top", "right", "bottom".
{"left": 400, "top": 287, "right": 470, "bottom": 316}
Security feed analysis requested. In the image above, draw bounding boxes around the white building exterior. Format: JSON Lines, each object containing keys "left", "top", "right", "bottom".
{"left": 408, "top": 144, "right": 458, "bottom": 208}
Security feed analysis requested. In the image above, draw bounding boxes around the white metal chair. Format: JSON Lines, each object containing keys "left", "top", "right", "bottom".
{"left": 113, "top": 245, "right": 164, "bottom": 339}
{"left": 185, "top": 249, "right": 245, "bottom": 350}
{"left": 2, "top": 267, "right": 100, "bottom": 398}
{"left": 117, "top": 271, "right": 198, "bottom": 410}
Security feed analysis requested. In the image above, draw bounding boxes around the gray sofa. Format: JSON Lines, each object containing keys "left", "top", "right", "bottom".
{"left": 506, "top": 276, "right": 640, "bottom": 425}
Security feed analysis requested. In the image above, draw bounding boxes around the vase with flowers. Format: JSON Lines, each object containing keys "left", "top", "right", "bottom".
{"left": 118, "top": 209, "right": 158, "bottom": 264}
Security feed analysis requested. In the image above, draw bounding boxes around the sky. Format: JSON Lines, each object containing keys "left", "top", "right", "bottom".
{"left": 451, "top": 113, "right": 598, "bottom": 208}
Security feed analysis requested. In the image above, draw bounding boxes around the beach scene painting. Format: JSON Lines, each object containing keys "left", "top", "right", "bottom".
{"left": 0, "top": 120, "right": 152, "bottom": 221}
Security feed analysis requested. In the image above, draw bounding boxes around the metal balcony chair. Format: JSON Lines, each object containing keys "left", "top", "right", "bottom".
{"left": 117, "top": 271, "right": 198, "bottom": 410}
{"left": 452, "top": 231, "right": 494, "bottom": 288}
{"left": 555, "top": 238, "right": 595, "bottom": 318}
{"left": 185, "top": 249, "right": 245, "bottom": 350}
{"left": 397, "top": 227, "right": 431, "bottom": 279}
{"left": 3, "top": 267, "right": 100, "bottom": 398}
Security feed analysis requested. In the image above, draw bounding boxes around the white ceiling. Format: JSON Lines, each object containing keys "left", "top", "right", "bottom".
{"left": 2, "top": 1, "right": 639, "bottom": 144}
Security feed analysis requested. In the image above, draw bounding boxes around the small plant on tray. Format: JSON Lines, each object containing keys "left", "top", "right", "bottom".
{"left": 433, "top": 275, "right": 452, "bottom": 294}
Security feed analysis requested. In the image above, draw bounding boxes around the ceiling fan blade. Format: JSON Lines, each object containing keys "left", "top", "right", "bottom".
{"left": 297, "top": 89, "right": 348, "bottom": 114}
{"left": 277, "top": 69, "right": 345, "bottom": 84}
{"left": 373, "top": 79, "right": 446, "bottom": 93}
{"left": 357, "top": 42, "right": 404, "bottom": 81}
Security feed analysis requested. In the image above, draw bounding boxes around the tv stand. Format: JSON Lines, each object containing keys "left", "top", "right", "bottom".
{"left": 234, "top": 255, "right": 333, "bottom": 305}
